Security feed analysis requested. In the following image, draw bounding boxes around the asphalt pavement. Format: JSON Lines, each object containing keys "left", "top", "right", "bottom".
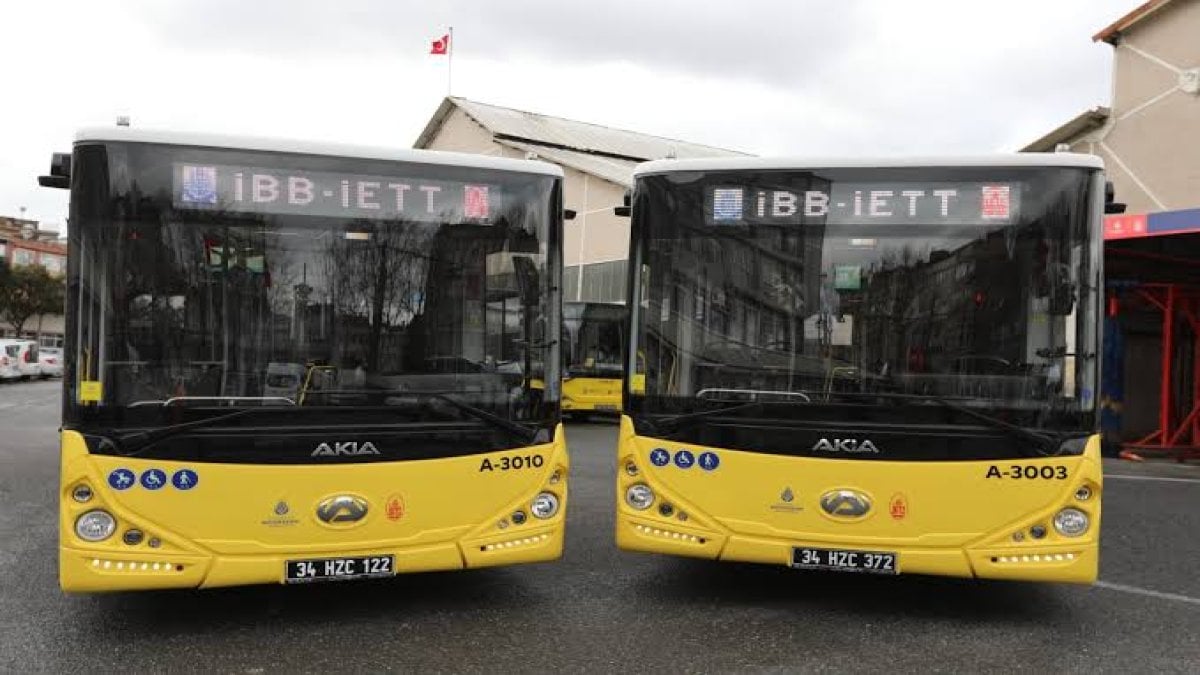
{"left": 1, "top": 379, "right": 1198, "bottom": 673}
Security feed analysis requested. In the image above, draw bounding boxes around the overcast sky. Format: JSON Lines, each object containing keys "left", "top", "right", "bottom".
{"left": 2, "top": 0, "right": 1133, "bottom": 230}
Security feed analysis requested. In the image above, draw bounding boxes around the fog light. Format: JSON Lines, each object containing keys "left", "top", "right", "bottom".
{"left": 122, "top": 529, "right": 144, "bottom": 546}
{"left": 1029, "top": 524, "right": 1047, "bottom": 540}
{"left": 511, "top": 511, "right": 527, "bottom": 525}
{"left": 1074, "top": 485, "right": 1093, "bottom": 501}
{"left": 1053, "top": 508, "right": 1090, "bottom": 537}
{"left": 530, "top": 492, "right": 560, "bottom": 519}
{"left": 625, "top": 462, "right": 639, "bottom": 476}
{"left": 625, "top": 484, "right": 655, "bottom": 510}
{"left": 659, "top": 503, "right": 674, "bottom": 517}
{"left": 71, "top": 484, "right": 93, "bottom": 503}
{"left": 75, "top": 510, "right": 116, "bottom": 542}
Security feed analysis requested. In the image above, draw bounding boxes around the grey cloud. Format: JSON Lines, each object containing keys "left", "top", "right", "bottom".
{"left": 137, "top": 0, "right": 870, "bottom": 88}
{"left": 134, "top": 0, "right": 1127, "bottom": 156}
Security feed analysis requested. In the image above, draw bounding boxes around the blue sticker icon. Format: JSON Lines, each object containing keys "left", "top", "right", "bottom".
{"left": 180, "top": 165, "right": 218, "bottom": 205}
{"left": 650, "top": 448, "right": 671, "bottom": 467}
{"left": 140, "top": 469, "right": 167, "bottom": 490}
{"left": 108, "top": 468, "right": 136, "bottom": 491}
{"left": 172, "top": 469, "right": 199, "bottom": 490}
{"left": 674, "top": 449, "right": 695, "bottom": 469}
{"left": 698, "top": 452, "right": 720, "bottom": 471}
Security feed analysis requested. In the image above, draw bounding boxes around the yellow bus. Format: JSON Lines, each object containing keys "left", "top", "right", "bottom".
{"left": 562, "top": 301, "right": 625, "bottom": 417}
{"left": 615, "top": 155, "right": 1105, "bottom": 583}
{"left": 42, "top": 128, "right": 568, "bottom": 591}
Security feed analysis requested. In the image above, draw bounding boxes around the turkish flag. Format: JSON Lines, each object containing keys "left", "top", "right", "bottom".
{"left": 430, "top": 34, "right": 450, "bottom": 55}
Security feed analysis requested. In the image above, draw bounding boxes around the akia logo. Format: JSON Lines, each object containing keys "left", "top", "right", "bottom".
{"left": 811, "top": 438, "right": 880, "bottom": 453}
{"left": 312, "top": 441, "right": 381, "bottom": 457}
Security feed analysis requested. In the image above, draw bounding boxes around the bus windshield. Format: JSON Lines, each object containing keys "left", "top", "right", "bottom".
{"left": 563, "top": 302, "right": 624, "bottom": 379}
{"left": 67, "top": 141, "right": 561, "bottom": 458}
{"left": 627, "top": 166, "right": 1099, "bottom": 459}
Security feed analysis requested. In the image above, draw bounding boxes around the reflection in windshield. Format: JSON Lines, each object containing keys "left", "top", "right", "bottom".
{"left": 630, "top": 168, "right": 1098, "bottom": 430}
{"left": 105, "top": 220, "right": 546, "bottom": 411}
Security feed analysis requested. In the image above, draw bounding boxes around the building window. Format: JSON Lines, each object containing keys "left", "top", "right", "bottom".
{"left": 566, "top": 261, "right": 627, "bottom": 303}
{"left": 564, "top": 265, "right": 581, "bottom": 303}
{"left": 42, "top": 255, "right": 64, "bottom": 275}
{"left": 579, "top": 260, "right": 627, "bottom": 303}
{"left": 12, "top": 248, "right": 34, "bottom": 267}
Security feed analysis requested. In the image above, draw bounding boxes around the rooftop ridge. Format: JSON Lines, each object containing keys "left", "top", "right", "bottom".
{"left": 448, "top": 96, "right": 749, "bottom": 159}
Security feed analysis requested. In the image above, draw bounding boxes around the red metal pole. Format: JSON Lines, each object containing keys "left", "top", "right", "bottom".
{"left": 1161, "top": 285, "right": 1175, "bottom": 446}
{"left": 1192, "top": 299, "right": 1200, "bottom": 447}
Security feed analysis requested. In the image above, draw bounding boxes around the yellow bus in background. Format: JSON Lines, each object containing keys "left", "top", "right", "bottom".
{"left": 615, "top": 155, "right": 1105, "bottom": 583}
{"left": 562, "top": 301, "right": 625, "bottom": 417}
{"left": 43, "top": 128, "right": 568, "bottom": 591}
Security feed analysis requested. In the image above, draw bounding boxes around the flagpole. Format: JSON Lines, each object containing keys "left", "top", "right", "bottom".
{"left": 447, "top": 26, "right": 454, "bottom": 96}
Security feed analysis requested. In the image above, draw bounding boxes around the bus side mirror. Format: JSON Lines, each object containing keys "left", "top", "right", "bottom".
{"left": 564, "top": 209, "right": 577, "bottom": 221}
{"left": 614, "top": 190, "right": 631, "bottom": 217}
{"left": 1104, "top": 181, "right": 1126, "bottom": 214}
{"left": 38, "top": 152, "right": 71, "bottom": 189}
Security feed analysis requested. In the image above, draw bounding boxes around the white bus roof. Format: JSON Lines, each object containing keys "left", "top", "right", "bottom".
{"left": 74, "top": 127, "right": 564, "bottom": 178}
{"left": 634, "top": 153, "right": 1104, "bottom": 177}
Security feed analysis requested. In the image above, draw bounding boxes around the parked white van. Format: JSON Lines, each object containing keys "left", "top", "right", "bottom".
{"left": 263, "top": 362, "right": 306, "bottom": 402}
{"left": 0, "top": 340, "right": 41, "bottom": 381}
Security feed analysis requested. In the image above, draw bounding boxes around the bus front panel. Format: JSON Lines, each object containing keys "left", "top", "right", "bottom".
{"left": 618, "top": 164, "right": 1103, "bottom": 583}
{"left": 59, "top": 139, "right": 566, "bottom": 591}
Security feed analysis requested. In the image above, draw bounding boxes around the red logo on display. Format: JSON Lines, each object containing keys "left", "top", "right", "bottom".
{"left": 980, "top": 185, "right": 1010, "bottom": 219}
{"left": 464, "top": 185, "right": 489, "bottom": 219}
{"left": 889, "top": 493, "right": 908, "bottom": 520}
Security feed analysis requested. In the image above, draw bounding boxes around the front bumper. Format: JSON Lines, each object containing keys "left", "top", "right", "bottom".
{"left": 616, "top": 514, "right": 1098, "bottom": 583}
{"left": 61, "top": 522, "right": 565, "bottom": 592}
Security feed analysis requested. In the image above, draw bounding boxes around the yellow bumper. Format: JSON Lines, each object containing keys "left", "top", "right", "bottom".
{"left": 614, "top": 416, "right": 1101, "bottom": 584}
{"left": 61, "top": 522, "right": 564, "bottom": 592}
{"left": 59, "top": 427, "right": 569, "bottom": 592}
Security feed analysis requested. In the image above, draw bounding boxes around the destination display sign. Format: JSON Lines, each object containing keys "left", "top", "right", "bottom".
{"left": 706, "top": 182, "right": 1022, "bottom": 227}
{"left": 174, "top": 163, "right": 501, "bottom": 223}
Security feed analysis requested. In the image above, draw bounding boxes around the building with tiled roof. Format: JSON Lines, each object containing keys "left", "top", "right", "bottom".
{"left": 415, "top": 97, "right": 748, "bottom": 302}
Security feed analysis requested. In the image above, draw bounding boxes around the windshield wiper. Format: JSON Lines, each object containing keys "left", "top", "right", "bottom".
{"left": 827, "top": 391, "right": 1063, "bottom": 457}
{"left": 649, "top": 396, "right": 820, "bottom": 435}
{"left": 109, "top": 407, "right": 284, "bottom": 457}
{"left": 648, "top": 388, "right": 815, "bottom": 434}
{"left": 108, "top": 395, "right": 543, "bottom": 455}
{"left": 649, "top": 401, "right": 764, "bottom": 434}
{"left": 422, "top": 393, "right": 543, "bottom": 444}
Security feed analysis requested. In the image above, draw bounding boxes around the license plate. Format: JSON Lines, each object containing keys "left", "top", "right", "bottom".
{"left": 790, "top": 547, "right": 897, "bottom": 574}
{"left": 285, "top": 555, "right": 394, "bottom": 584}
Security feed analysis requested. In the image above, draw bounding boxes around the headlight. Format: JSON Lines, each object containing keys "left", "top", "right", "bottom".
{"left": 1053, "top": 508, "right": 1090, "bottom": 537}
{"left": 625, "top": 484, "right": 655, "bottom": 510}
{"left": 75, "top": 510, "right": 116, "bottom": 542}
{"left": 530, "top": 492, "right": 560, "bottom": 519}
